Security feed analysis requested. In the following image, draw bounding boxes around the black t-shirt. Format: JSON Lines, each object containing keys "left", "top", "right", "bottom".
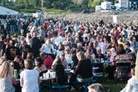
{"left": 75, "top": 59, "right": 92, "bottom": 78}
{"left": 20, "top": 45, "right": 32, "bottom": 59}
{"left": 6, "top": 46, "right": 21, "bottom": 60}
{"left": 53, "top": 63, "right": 65, "bottom": 84}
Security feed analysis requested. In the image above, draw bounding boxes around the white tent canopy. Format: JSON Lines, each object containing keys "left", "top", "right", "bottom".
{"left": 0, "top": 6, "right": 19, "bottom": 15}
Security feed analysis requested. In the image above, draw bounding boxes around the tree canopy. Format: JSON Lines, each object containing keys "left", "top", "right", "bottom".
{"left": 0, "top": 0, "right": 114, "bottom": 12}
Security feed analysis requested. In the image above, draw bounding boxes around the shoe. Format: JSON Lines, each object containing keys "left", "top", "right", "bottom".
{"left": 70, "top": 86, "right": 76, "bottom": 91}
{"left": 107, "top": 89, "right": 112, "bottom": 92}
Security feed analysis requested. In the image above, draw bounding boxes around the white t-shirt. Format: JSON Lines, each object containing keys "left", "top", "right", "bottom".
{"left": 55, "top": 36, "right": 66, "bottom": 45}
{"left": 20, "top": 69, "right": 39, "bottom": 92}
{"left": 98, "top": 42, "right": 108, "bottom": 54}
{"left": 120, "top": 76, "right": 138, "bottom": 92}
{"left": 40, "top": 44, "right": 54, "bottom": 54}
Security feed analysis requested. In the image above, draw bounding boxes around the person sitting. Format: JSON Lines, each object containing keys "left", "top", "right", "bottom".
{"left": 69, "top": 51, "right": 93, "bottom": 89}
{"left": 0, "top": 58, "right": 17, "bottom": 92}
{"left": 20, "top": 59, "right": 40, "bottom": 92}
{"left": 87, "top": 83, "right": 105, "bottom": 92}
{"left": 40, "top": 52, "right": 53, "bottom": 69}
{"left": 95, "top": 48, "right": 105, "bottom": 62}
{"left": 52, "top": 57, "right": 65, "bottom": 85}
{"left": 116, "top": 44, "right": 126, "bottom": 55}
{"left": 11, "top": 61, "right": 23, "bottom": 79}
{"left": 34, "top": 57, "right": 47, "bottom": 77}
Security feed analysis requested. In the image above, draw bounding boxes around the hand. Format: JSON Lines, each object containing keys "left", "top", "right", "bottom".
{"left": 70, "top": 70, "right": 75, "bottom": 74}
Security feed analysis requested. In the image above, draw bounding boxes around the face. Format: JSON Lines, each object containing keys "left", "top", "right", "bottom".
{"left": 40, "top": 55, "right": 45, "bottom": 61}
{"left": 35, "top": 60, "right": 39, "bottom": 66}
{"left": 88, "top": 88, "right": 96, "bottom": 92}
{"left": 76, "top": 54, "right": 81, "bottom": 61}
{"left": 97, "top": 50, "right": 101, "bottom": 55}
{"left": 60, "top": 53, "right": 65, "bottom": 61}
{"left": 65, "top": 49, "right": 70, "bottom": 53}
{"left": 14, "top": 57, "right": 20, "bottom": 63}
{"left": 133, "top": 38, "right": 136, "bottom": 42}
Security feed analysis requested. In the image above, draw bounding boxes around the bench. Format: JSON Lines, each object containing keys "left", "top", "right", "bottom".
{"left": 51, "top": 85, "right": 70, "bottom": 92}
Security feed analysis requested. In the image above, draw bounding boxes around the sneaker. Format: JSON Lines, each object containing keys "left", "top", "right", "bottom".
{"left": 70, "top": 86, "right": 76, "bottom": 91}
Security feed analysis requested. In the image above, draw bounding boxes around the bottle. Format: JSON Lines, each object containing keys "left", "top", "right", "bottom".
{"left": 14, "top": 69, "right": 18, "bottom": 79}
{"left": 101, "top": 58, "right": 104, "bottom": 63}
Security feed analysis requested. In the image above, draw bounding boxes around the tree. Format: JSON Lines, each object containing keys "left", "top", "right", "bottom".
{"left": 88, "top": 0, "right": 102, "bottom": 8}
{"left": 72, "top": 0, "right": 88, "bottom": 7}
{"left": 1, "top": 0, "right": 9, "bottom": 6}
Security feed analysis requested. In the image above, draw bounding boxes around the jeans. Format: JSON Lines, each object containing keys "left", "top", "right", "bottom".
{"left": 77, "top": 77, "right": 93, "bottom": 83}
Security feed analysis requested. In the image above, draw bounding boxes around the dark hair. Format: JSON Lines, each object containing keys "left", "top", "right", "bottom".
{"left": 35, "top": 57, "right": 43, "bottom": 67}
{"left": 54, "top": 57, "right": 62, "bottom": 64}
{"left": 15, "top": 55, "right": 21, "bottom": 59}
{"left": 12, "top": 61, "right": 21, "bottom": 73}
{"left": 125, "top": 41, "right": 130, "bottom": 47}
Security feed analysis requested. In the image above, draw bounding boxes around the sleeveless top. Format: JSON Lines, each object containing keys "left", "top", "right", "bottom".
{"left": 0, "top": 76, "right": 15, "bottom": 92}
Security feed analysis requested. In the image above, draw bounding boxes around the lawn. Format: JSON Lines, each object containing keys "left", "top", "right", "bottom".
{"left": 41, "top": 8, "right": 72, "bottom": 15}
{"left": 41, "top": 78, "right": 126, "bottom": 92}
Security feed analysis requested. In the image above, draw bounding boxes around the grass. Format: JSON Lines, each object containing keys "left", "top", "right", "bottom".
{"left": 41, "top": 8, "right": 73, "bottom": 15}
{"left": 41, "top": 78, "right": 126, "bottom": 92}
{"left": 103, "top": 79, "right": 126, "bottom": 92}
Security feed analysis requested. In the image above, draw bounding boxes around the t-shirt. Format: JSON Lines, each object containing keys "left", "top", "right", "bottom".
{"left": 20, "top": 69, "right": 39, "bottom": 92}
{"left": 0, "top": 76, "right": 15, "bottom": 92}
{"left": 43, "top": 55, "right": 53, "bottom": 69}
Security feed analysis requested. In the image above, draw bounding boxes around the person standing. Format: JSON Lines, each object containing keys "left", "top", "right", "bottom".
{"left": 30, "top": 32, "right": 41, "bottom": 58}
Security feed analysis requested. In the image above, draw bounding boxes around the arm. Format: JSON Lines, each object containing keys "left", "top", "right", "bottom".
{"left": 34, "top": 67, "right": 41, "bottom": 73}
{"left": 38, "top": 77, "right": 40, "bottom": 84}
{"left": 40, "top": 44, "right": 44, "bottom": 52}
{"left": 125, "top": 81, "right": 132, "bottom": 92}
{"left": 21, "top": 52, "right": 25, "bottom": 59}
{"left": 74, "top": 61, "right": 81, "bottom": 76}
{"left": 11, "top": 77, "right": 17, "bottom": 85}
{"left": 20, "top": 77, "right": 24, "bottom": 87}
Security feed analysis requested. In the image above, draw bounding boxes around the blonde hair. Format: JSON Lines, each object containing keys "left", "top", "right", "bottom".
{"left": 0, "top": 60, "right": 13, "bottom": 78}
{"left": 77, "top": 51, "right": 86, "bottom": 60}
{"left": 24, "top": 59, "right": 33, "bottom": 69}
{"left": 45, "top": 39, "right": 51, "bottom": 47}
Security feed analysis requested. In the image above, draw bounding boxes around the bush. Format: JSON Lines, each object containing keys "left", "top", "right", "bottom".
{"left": 19, "top": 9, "right": 39, "bottom": 13}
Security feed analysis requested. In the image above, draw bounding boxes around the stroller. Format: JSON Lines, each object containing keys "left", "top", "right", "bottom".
{"left": 114, "top": 53, "right": 135, "bottom": 81}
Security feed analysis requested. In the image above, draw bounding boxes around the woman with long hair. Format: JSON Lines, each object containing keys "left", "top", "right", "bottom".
{"left": 34, "top": 57, "right": 47, "bottom": 76}
{"left": 111, "top": 36, "right": 118, "bottom": 50}
{"left": 40, "top": 39, "right": 54, "bottom": 54}
{"left": 52, "top": 57, "right": 65, "bottom": 84}
{"left": 71, "top": 51, "right": 93, "bottom": 82}
{"left": 0, "top": 58, "right": 16, "bottom": 92}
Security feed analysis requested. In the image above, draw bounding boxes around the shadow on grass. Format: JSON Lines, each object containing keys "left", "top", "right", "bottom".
{"left": 41, "top": 78, "right": 126, "bottom": 92}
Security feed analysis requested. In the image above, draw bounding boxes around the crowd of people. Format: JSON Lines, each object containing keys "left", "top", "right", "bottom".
{"left": 0, "top": 14, "right": 138, "bottom": 92}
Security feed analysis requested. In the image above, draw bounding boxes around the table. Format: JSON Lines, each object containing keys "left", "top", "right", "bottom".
{"left": 16, "top": 77, "right": 58, "bottom": 92}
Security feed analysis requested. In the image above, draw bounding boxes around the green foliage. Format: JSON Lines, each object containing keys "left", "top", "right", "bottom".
{"left": 0, "top": 0, "right": 105, "bottom": 13}
{"left": 71, "top": 0, "right": 88, "bottom": 7}
{"left": 88, "top": 0, "right": 102, "bottom": 8}
{"left": 20, "top": 9, "right": 38, "bottom": 13}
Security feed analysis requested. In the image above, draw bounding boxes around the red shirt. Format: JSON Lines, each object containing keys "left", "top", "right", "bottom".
{"left": 43, "top": 55, "right": 53, "bottom": 69}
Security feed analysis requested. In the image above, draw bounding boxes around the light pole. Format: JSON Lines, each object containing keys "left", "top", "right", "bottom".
{"left": 41, "top": 0, "right": 44, "bottom": 8}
